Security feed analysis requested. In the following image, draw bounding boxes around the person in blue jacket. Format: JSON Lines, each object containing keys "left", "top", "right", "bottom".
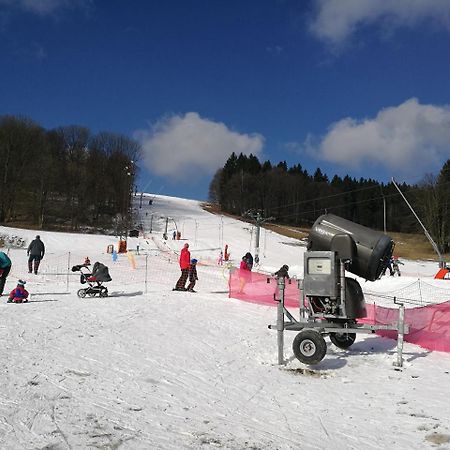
{"left": 0, "top": 251, "right": 12, "bottom": 296}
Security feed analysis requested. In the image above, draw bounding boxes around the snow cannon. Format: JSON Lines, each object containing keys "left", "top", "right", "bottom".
{"left": 269, "top": 215, "right": 406, "bottom": 366}
{"left": 308, "top": 213, "right": 394, "bottom": 282}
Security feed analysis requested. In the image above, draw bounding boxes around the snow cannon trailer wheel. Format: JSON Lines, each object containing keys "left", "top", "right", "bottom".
{"left": 330, "top": 332, "right": 356, "bottom": 349}
{"left": 292, "top": 330, "right": 327, "bottom": 365}
{"left": 77, "top": 289, "right": 87, "bottom": 298}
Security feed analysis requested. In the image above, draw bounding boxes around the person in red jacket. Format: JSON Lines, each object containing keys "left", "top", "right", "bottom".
{"left": 7, "top": 280, "right": 29, "bottom": 303}
{"left": 174, "top": 243, "right": 190, "bottom": 291}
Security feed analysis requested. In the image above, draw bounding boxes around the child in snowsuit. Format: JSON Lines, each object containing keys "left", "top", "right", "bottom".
{"left": 274, "top": 264, "right": 290, "bottom": 279}
{"left": 8, "top": 280, "right": 29, "bottom": 303}
{"left": 217, "top": 251, "right": 223, "bottom": 266}
{"left": 187, "top": 259, "right": 198, "bottom": 292}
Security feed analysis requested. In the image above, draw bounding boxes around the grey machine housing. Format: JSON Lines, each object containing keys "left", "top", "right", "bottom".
{"left": 304, "top": 214, "right": 394, "bottom": 320}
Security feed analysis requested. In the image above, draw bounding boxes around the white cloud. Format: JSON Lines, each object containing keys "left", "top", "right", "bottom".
{"left": 135, "top": 112, "right": 264, "bottom": 180}
{"left": 309, "top": 0, "right": 450, "bottom": 47}
{"left": 304, "top": 98, "right": 450, "bottom": 175}
{"left": 0, "top": 0, "right": 91, "bottom": 16}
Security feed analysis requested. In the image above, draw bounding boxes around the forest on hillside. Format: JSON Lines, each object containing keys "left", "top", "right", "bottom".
{"left": 0, "top": 115, "right": 140, "bottom": 233}
{"left": 209, "top": 153, "right": 450, "bottom": 253}
{"left": 1, "top": 113, "right": 449, "bottom": 253}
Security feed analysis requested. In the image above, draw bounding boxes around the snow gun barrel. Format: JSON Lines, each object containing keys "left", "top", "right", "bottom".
{"left": 308, "top": 214, "right": 394, "bottom": 281}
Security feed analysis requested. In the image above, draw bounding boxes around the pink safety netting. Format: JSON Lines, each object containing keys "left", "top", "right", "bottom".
{"left": 362, "top": 301, "right": 450, "bottom": 353}
{"left": 228, "top": 268, "right": 300, "bottom": 307}
{"left": 228, "top": 270, "right": 450, "bottom": 354}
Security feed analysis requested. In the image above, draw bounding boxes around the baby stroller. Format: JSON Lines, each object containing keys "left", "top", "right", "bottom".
{"left": 72, "top": 262, "right": 112, "bottom": 298}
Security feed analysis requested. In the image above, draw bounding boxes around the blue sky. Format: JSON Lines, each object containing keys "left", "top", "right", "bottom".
{"left": 2, "top": 0, "right": 450, "bottom": 200}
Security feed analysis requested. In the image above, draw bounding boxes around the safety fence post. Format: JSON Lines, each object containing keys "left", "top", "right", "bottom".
{"left": 394, "top": 298, "right": 405, "bottom": 368}
{"left": 66, "top": 252, "right": 71, "bottom": 293}
{"left": 277, "top": 277, "right": 285, "bottom": 365}
{"left": 145, "top": 253, "right": 149, "bottom": 294}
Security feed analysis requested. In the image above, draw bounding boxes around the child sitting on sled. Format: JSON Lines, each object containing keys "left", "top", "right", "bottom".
{"left": 7, "top": 280, "right": 29, "bottom": 303}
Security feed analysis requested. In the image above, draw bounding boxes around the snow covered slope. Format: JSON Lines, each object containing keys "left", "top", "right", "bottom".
{"left": 0, "top": 194, "right": 449, "bottom": 449}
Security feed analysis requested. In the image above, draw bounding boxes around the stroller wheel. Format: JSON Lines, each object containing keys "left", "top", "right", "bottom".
{"left": 77, "top": 289, "right": 87, "bottom": 298}
{"left": 100, "top": 288, "right": 108, "bottom": 298}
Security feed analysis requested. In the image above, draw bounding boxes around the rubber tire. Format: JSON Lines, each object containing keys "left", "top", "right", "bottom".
{"left": 292, "top": 330, "right": 327, "bottom": 365}
{"left": 330, "top": 332, "right": 356, "bottom": 349}
{"left": 77, "top": 289, "right": 86, "bottom": 298}
{"left": 100, "top": 288, "right": 108, "bottom": 298}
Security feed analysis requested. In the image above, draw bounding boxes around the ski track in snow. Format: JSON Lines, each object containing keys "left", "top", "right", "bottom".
{"left": 1, "top": 193, "right": 450, "bottom": 449}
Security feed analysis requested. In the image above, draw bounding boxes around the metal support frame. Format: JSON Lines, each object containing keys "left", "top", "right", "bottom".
{"left": 339, "top": 260, "right": 347, "bottom": 317}
{"left": 269, "top": 278, "right": 410, "bottom": 366}
{"left": 393, "top": 298, "right": 406, "bottom": 368}
{"left": 276, "top": 277, "right": 285, "bottom": 365}
{"left": 392, "top": 177, "right": 445, "bottom": 268}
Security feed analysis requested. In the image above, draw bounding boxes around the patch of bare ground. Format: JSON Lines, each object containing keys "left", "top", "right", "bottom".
{"left": 425, "top": 432, "right": 450, "bottom": 445}
{"left": 202, "top": 203, "right": 449, "bottom": 262}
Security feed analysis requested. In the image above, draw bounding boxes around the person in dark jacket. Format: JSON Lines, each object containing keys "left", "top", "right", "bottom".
{"left": 274, "top": 264, "right": 290, "bottom": 279}
{"left": 27, "top": 235, "right": 45, "bottom": 275}
{"left": 244, "top": 252, "right": 254, "bottom": 270}
{"left": 187, "top": 259, "right": 198, "bottom": 292}
{"left": 0, "top": 251, "right": 12, "bottom": 296}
